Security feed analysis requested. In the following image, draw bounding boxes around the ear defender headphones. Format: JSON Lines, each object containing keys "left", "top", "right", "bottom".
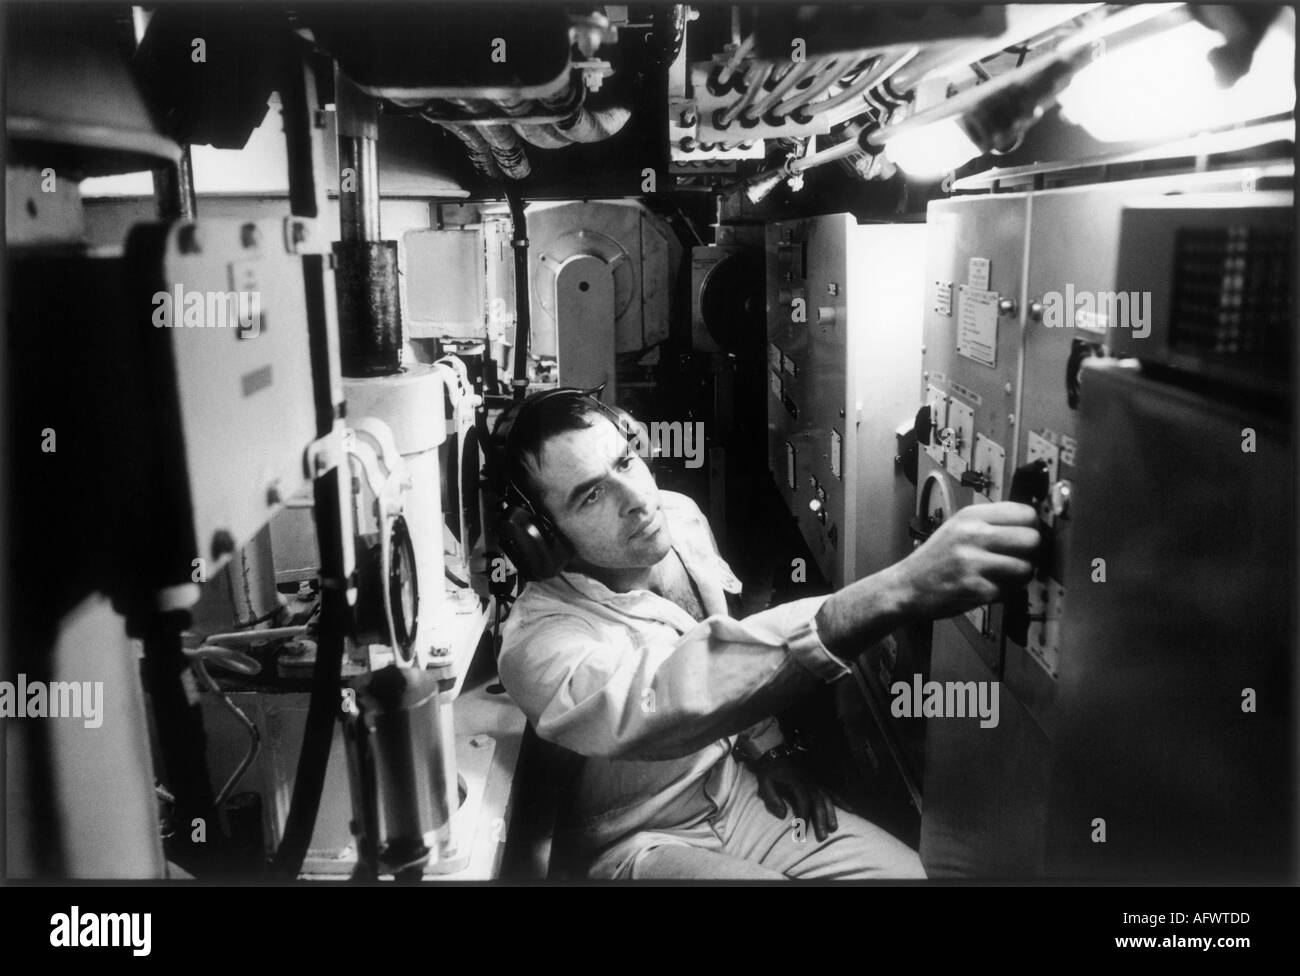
{"left": 488, "top": 385, "right": 648, "bottom": 581}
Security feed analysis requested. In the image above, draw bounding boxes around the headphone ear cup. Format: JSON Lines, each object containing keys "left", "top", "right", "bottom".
{"left": 498, "top": 503, "right": 574, "bottom": 581}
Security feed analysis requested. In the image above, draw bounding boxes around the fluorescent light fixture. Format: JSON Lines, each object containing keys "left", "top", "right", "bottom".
{"left": 1057, "top": 14, "right": 1296, "bottom": 142}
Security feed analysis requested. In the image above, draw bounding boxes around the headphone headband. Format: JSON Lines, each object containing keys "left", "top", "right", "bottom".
{"left": 499, "top": 385, "right": 629, "bottom": 512}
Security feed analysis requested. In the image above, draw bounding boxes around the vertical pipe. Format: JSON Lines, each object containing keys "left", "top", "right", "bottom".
{"left": 334, "top": 66, "right": 400, "bottom": 376}
{"left": 334, "top": 240, "right": 403, "bottom": 376}
{"left": 152, "top": 145, "right": 197, "bottom": 220}
{"left": 339, "top": 136, "right": 380, "bottom": 243}
{"left": 506, "top": 188, "right": 531, "bottom": 397}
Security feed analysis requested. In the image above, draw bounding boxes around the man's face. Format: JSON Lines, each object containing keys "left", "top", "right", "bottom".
{"left": 527, "top": 414, "right": 672, "bottom": 571}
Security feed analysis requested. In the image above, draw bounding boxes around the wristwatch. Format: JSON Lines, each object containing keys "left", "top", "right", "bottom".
{"left": 755, "top": 743, "right": 800, "bottom": 765}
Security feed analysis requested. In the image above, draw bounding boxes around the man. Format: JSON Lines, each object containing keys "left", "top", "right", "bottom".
{"left": 495, "top": 389, "right": 1039, "bottom": 880}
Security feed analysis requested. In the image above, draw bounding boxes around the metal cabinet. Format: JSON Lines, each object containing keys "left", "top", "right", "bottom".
{"left": 766, "top": 215, "right": 926, "bottom": 591}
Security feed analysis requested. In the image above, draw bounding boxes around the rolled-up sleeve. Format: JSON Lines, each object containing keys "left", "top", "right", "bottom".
{"left": 498, "top": 595, "right": 850, "bottom": 762}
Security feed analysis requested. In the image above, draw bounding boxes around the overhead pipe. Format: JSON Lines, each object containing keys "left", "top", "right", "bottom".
{"left": 542, "top": 103, "right": 631, "bottom": 143}
{"left": 476, "top": 124, "right": 532, "bottom": 180}
{"left": 427, "top": 77, "right": 631, "bottom": 165}
{"left": 433, "top": 120, "right": 506, "bottom": 178}
{"left": 866, "top": 4, "right": 1190, "bottom": 151}
{"left": 737, "top": 2, "right": 1187, "bottom": 202}
{"left": 889, "top": 3, "right": 1105, "bottom": 91}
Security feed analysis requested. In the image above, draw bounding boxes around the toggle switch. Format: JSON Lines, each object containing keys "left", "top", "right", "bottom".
{"left": 1049, "top": 479, "right": 1073, "bottom": 519}
{"left": 913, "top": 403, "right": 934, "bottom": 447}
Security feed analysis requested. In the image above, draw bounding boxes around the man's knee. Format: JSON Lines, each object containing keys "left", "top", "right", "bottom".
{"left": 633, "top": 843, "right": 789, "bottom": 880}
{"left": 788, "top": 810, "right": 927, "bottom": 880}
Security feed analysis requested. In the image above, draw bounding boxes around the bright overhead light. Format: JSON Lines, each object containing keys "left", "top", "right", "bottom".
{"left": 885, "top": 119, "right": 980, "bottom": 179}
{"left": 1057, "top": 14, "right": 1296, "bottom": 143}
{"left": 877, "top": 44, "right": 1088, "bottom": 179}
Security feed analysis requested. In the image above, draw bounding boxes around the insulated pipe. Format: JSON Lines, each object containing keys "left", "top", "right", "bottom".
{"left": 334, "top": 240, "right": 403, "bottom": 376}
{"left": 477, "top": 124, "right": 532, "bottom": 179}
{"left": 513, "top": 79, "right": 630, "bottom": 147}
{"left": 443, "top": 96, "right": 532, "bottom": 178}
{"left": 434, "top": 121, "right": 506, "bottom": 179}
{"left": 489, "top": 89, "right": 572, "bottom": 148}
{"left": 546, "top": 104, "right": 631, "bottom": 143}
{"left": 513, "top": 119, "right": 572, "bottom": 149}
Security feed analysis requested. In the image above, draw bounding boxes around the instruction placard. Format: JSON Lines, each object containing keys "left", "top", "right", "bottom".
{"left": 957, "top": 286, "right": 999, "bottom": 367}
{"left": 933, "top": 279, "right": 953, "bottom": 316}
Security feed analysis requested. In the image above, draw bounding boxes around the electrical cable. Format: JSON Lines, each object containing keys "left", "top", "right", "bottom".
{"left": 230, "top": 604, "right": 283, "bottom": 631}
{"left": 192, "top": 655, "right": 261, "bottom": 808}
{"left": 716, "top": 60, "right": 773, "bottom": 128}
{"left": 818, "top": 47, "right": 920, "bottom": 128}
{"left": 742, "top": 57, "right": 819, "bottom": 120}
{"left": 270, "top": 470, "right": 349, "bottom": 879}
{"left": 716, "top": 33, "right": 754, "bottom": 87}
{"left": 771, "top": 55, "right": 857, "bottom": 117}
{"left": 807, "top": 56, "right": 889, "bottom": 116}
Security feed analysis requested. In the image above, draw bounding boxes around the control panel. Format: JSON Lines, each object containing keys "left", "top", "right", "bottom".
{"left": 918, "top": 170, "right": 1277, "bottom": 720}
{"left": 1003, "top": 172, "right": 1262, "bottom": 720}
{"left": 916, "top": 193, "right": 1029, "bottom": 673}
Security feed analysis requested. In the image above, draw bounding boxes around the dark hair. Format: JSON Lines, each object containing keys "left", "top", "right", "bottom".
{"left": 503, "top": 392, "right": 611, "bottom": 514}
